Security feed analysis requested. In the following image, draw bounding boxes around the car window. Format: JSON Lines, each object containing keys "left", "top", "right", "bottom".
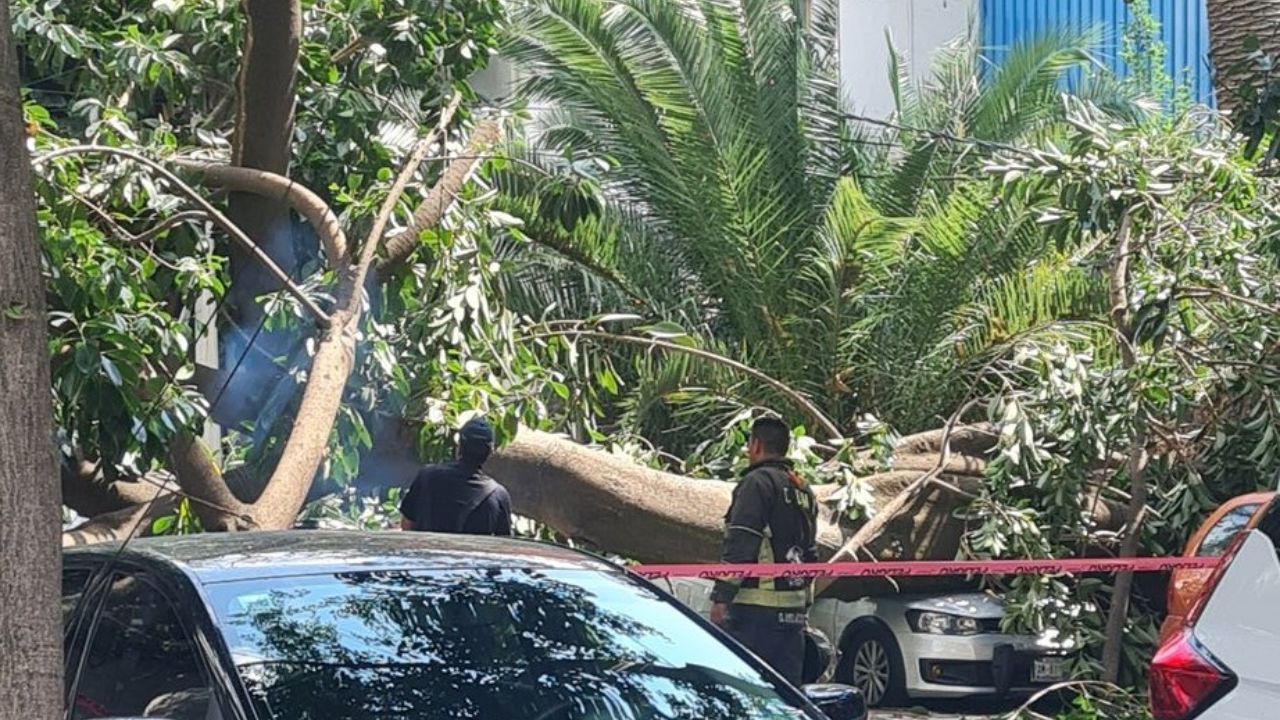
{"left": 71, "top": 573, "right": 216, "bottom": 720}
{"left": 1198, "top": 504, "right": 1262, "bottom": 556}
{"left": 207, "top": 568, "right": 818, "bottom": 720}
{"left": 62, "top": 568, "right": 92, "bottom": 629}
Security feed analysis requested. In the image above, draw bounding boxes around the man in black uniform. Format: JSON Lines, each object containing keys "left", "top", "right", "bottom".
{"left": 399, "top": 417, "right": 513, "bottom": 535}
{"left": 709, "top": 416, "right": 818, "bottom": 685}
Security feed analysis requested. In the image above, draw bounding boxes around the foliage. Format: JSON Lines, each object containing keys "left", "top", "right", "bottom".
{"left": 16, "top": 0, "right": 503, "bottom": 500}
{"left": 967, "top": 100, "right": 1280, "bottom": 680}
{"left": 296, "top": 485, "right": 403, "bottom": 530}
{"left": 33, "top": 111, "right": 221, "bottom": 481}
{"left": 496, "top": 0, "right": 1147, "bottom": 447}
{"left": 1006, "top": 684, "right": 1151, "bottom": 720}
{"left": 14, "top": 0, "right": 501, "bottom": 210}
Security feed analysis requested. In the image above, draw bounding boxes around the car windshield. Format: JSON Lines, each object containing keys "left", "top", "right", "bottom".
{"left": 205, "top": 567, "right": 816, "bottom": 720}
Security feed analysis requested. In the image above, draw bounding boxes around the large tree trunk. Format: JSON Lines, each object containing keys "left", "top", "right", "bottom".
{"left": 225, "top": 0, "right": 303, "bottom": 324}
{"left": 1208, "top": 0, "right": 1280, "bottom": 115}
{"left": 486, "top": 428, "right": 994, "bottom": 596}
{"left": 0, "top": 0, "right": 63, "bottom": 714}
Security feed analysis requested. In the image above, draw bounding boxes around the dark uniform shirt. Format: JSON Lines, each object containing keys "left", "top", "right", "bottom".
{"left": 400, "top": 461, "right": 513, "bottom": 535}
{"left": 710, "top": 459, "right": 819, "bottom": 609}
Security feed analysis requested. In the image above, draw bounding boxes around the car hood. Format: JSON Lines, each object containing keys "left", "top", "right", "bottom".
{"left": 898, "top": 593, "right": 1004, "bottom": 619}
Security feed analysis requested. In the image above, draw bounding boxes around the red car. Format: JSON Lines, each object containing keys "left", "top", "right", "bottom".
{"left": 1157, "top": 491, "right": 1274, "bottom": 644}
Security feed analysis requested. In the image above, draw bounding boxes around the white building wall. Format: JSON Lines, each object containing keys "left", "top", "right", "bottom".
{"left": 837, "top": 0, "right": 976, "bottom": 119}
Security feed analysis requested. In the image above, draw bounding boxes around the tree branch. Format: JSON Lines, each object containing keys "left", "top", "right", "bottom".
{"left": 33, "top": 146, "right": 332, "bottom": 327}
{"left": 378, "top": 117, "right": 499, "bottom": 280}
{"left": 61, "top": 495, "right": 178, "bottom": 548}
{"left": 167, "top": 433, "right": 253, "bottom": 531}
{"left": 822, "top": 398, "right": 982, "bottom": 576}
{"left": 247, "top": 93, "right": 466, "bottom": 529}
{"left": 225, "top": 0, "right": 302, "bottom": 322}
{"left": 1102, "top": 209, "right": 1149, "bottom": 683}
{"left": 354, "top": 91, "right": 463, "bottom": 288}
{"left": 173, "top": 160, "right": 348, "bottom": 264}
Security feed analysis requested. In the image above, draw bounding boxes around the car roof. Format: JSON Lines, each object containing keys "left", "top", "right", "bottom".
{"left": 63, "top": 530, "right": 620, "bottom": 584}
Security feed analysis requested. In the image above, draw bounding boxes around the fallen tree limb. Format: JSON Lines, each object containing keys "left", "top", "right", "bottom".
{"left": 61, "top": 495, "right": 178, "bottom": 548}
{"left": 60, "top": 460, "right": 168, "bottom": 518}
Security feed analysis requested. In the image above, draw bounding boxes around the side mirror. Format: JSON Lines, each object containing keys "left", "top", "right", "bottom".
{"left": 801, "top": 683, "right": 866, "bottom": 720}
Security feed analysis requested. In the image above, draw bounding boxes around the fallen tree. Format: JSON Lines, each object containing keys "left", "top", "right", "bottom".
{"left": 489, "top": 424, "right": 964, "bottom": 596}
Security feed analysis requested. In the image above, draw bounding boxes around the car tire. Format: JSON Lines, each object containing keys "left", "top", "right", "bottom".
{"left": 836, "top": 621, "right": 906, "bottom": 708}
{"left": 802, "top": 627, "right": 834, "bottom": 684}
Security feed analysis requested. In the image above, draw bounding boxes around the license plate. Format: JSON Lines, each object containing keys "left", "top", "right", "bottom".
{"left": 1032, "top": 656, "right": 1067, "bottom": 683}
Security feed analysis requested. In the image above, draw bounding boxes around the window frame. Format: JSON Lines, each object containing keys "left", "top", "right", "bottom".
{"left": 64, "top": 561, "right": 236, "bottom": 720}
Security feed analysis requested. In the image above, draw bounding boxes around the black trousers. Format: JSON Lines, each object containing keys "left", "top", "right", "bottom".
{"left": 725, "top": 604, "right": 806, "bottom": 686}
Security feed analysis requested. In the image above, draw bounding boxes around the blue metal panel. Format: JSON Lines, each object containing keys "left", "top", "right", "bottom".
{"left": 980, "top": 0, "right": 1214, "bottom": 107}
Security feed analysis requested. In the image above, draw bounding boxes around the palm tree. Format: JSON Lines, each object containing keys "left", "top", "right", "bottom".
{"left": 1207, "top": 0, "right": 1280, "bottom": 116}
{"left": 497, "top": 0, "right": 1140, "bottom": 436}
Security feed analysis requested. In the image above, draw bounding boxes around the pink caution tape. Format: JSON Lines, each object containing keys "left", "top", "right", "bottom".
{"left": 630, "top": 556, "right": 1221, "bottom": 580}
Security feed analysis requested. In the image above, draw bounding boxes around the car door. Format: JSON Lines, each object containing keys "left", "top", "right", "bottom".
{"left": 66, "top": 568, "right": 226, "bottom": 720}
{"left": 1192, "top": 504, "right": 1280, "bottom": 719}
{"left": 61, "top": 561, "right": 103, "bottom": 718}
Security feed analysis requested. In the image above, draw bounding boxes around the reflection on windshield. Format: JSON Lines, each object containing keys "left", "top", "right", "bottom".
{"left": 206, "top": 568, "right": 813, "bottom": 720}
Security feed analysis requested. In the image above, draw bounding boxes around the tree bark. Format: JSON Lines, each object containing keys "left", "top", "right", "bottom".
{"left": 1207, "top": 0, "right": 1280, "bottom": 114}
{"left": 1102, "top": 211, "right": 1147, "bottom": 683}
{"left": 226, "top": 0, "right": 303, "bottom": 323}
{"left": 0, "top": 0, "right": 63, "bottom": 713}
{"left": 484, "top": 429, "right": 983, "bottom": 571}
{"left": 61, "top": 496, "right": 179, "bottom": 548}
{"left": 60, "top": 459, "right": 172, "bottom": 517}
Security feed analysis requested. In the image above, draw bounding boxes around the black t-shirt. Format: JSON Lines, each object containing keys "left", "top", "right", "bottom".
{"left": 399, "top": 462, "right": 513, "bottom": 535}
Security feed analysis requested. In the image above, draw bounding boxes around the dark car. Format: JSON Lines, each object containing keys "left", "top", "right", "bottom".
{"left": 60, "top": 530, "right": 865, "bottom": 720}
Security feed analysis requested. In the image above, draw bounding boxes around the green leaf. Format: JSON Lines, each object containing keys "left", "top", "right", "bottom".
{"left": 634, "top": 321, "right": 687, "bottom": 340}
{"left": 598, "top": 368, "right": 619, "bottom": 395}
{"left": 100, "top": 356, "right": 123, "bottom": 387}
{"left": 151, "top": 515, "right": 176, "bottom": 535}
{"left": 587, "top": 313, "right": 642, "bottom": 326}
{"left": 74, "top": 344, "right": 96, "bottom": 373}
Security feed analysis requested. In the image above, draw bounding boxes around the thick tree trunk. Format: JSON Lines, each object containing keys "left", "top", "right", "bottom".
{"left": 485, "top": 428, "right": 990, "bottom": 598}
{"left": 226, "top": 0, "right": 303, "bottom": 323}
{"left": 1207, "top": 0, "right": 1280, "bottom": 114}
{"left": 0, "top": 0, "right": 63, "bottom": 713}
{"left": 60, "top": 459, "right": 172, "bottom": 517}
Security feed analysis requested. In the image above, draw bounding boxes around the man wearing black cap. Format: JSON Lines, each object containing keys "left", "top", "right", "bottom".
{"left": 399, "top": 417, "right": 513, "bottom": 535}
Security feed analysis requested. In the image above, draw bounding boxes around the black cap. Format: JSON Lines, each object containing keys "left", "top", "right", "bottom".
{"left": 459, "top": 417, "right": 495, "bottom": 446}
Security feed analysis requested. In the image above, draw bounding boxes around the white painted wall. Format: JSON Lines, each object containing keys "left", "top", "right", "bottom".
{"left": 837, "top": 0, "right": 976, "bottom": 119}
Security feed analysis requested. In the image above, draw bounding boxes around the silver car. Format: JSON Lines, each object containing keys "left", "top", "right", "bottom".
{"left": 665, "top": 578, "right": 1069, "bottom": 708}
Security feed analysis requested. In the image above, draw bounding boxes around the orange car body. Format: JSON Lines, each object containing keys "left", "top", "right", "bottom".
{"left": 1157, "top": 491, "right": 1275, "bottom": 644}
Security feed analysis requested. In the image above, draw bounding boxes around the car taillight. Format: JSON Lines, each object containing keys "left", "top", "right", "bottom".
{"left": 1151, "top": 532, "right": 1247, "bottom": 720}
{"left": 1149, "top": 629, "right": 1235, "bottom": 720}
